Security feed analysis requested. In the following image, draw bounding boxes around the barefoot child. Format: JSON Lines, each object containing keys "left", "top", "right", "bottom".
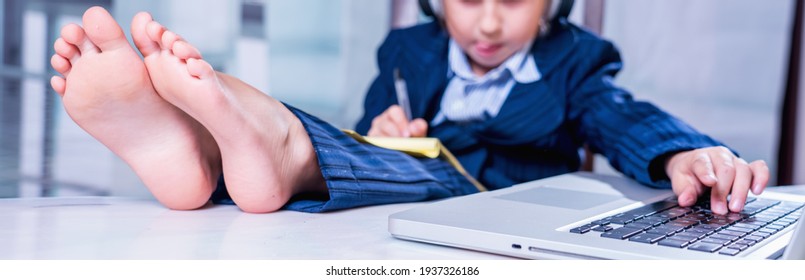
{"left": 51, "top": 2, "right": 767, "bottom": 215}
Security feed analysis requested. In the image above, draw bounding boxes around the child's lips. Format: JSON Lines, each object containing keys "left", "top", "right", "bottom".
{"left": 474, "top": 43, "right": 503, "bottom": 57}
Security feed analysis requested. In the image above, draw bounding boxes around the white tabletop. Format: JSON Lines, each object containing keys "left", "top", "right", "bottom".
{"left": 0, "top": 196, "right": 512, "bottom": 260}
{"left": 4, "top": 184, "right": 805, "bottom": 260}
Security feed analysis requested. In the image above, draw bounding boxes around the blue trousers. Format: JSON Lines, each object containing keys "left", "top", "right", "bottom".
{"left": 210, "top": 105, "right": 479, "bottom": 212}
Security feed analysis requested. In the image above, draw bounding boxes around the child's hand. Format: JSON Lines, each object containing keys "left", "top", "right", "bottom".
{"left": 665, "top": 146, "right": 769, "bottom": 215}
{"left": 367, "top": 105, "right": 428, "bottom": 137}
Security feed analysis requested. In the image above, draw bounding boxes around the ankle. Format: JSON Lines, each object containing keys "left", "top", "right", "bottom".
{"left": 284, "top": 117, "right": 327, "bottom": 195}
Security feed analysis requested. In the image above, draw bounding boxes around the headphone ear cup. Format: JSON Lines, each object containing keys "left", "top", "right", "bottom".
{"left": 541, "top": 0, "right": 574, "bottom": 36}
{"left": 552, "top": 0, "right": 575, "bottom": 22}
{"left": 418, "top": 0, "right": 436, "bottom": 18}
{"left": 418, "top": 0, "right": 443, "bottom": 19}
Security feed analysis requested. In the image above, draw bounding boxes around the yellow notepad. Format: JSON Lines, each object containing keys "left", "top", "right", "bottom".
{"left": 341, "top": 130, "right": 487, "bottom": 192}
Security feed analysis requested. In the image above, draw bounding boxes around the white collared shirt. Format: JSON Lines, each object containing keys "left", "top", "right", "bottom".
{"left": 432, "top": 39, "right": 541, "bottom": 125}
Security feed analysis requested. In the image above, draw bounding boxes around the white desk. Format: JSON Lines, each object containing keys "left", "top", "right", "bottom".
{"left": 0, "top": 197, "right": 512, "bottom": 259}
{"left": 3, "top": 185, "right": 805, "bottom": 260}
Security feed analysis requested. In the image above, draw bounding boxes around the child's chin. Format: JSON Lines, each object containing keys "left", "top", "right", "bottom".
{"left": 471, "top": 56, "right": 505, "bottom": 70}
{"left": 470, "top": 52, "right": 509, "bottom": 68}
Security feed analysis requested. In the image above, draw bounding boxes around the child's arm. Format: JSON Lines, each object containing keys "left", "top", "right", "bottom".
{"left": 565, "top": 33, "right": 768, "bottom": 215}
{"left": 359, "top": 72, "right": 427, "bottom": 137}
{"left": 356, "top": 28, "right": 429, "bottom": 137}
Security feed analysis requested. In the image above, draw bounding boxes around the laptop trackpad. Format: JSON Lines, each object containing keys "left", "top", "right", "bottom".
{"left": 496, "top": 187, "right": 622, "bottom": 210}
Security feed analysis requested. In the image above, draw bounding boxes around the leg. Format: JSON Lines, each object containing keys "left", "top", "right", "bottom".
{"left": 211, "top": 106, "right": 482, "bottom": 213}
{"left": 50, "top": 7, "right": 221, "bottom": 210}
{"left": 134, "top": 18, "right": 326, "bottom": 213}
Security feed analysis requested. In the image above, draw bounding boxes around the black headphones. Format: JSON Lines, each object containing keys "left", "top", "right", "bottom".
{"left": 418, "top": 0, "right": 575, "bottom": 23}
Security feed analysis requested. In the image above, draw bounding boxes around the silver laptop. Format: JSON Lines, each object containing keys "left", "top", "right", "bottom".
{"left": 389, "top": 172, "right": 805, "bottom": 259}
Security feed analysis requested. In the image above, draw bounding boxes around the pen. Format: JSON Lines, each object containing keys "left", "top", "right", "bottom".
{"left": 393, "top": 68, "right": 413, "bottom": 121}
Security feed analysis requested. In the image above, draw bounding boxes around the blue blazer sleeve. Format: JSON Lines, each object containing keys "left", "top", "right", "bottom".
{"left": 565, "top": 38, "right": 723, "bottom": 188}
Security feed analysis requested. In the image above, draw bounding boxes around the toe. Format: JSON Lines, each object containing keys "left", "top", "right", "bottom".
{"left": 82, "top": 6, "right": 130, "bottom": 52}
{"left": 51, "top": 54, "right": 72, "bottom": 76}
{"left": 54, "top": 38, "right": 80, "bottom": 62}
{"left": 61, "top": 23, "right": 98, "bottom": 55}
{"left": 50, "top": 76, "right": 66, "bottom": 97}
{"left": 131, "top": 12, "right": 161, "bottom": 57}
{"left": 59, "top": 24, "right": 83, "bottom": 45}
{"left": 186, "top": 58, "right": 215, "bottom": 80}
{"left": 172, "top": 41, "right": 202, "bottom": 60}
{"left": 161, "top": 31, "right": 181, "bottom": 51}
{"left": 146, "top": 21, "right": 166, "bottom": 49}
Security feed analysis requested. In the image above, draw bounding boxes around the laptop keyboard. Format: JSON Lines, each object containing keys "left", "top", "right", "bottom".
{"left": 569, "top": 197, "right": 803, "bottom": 256}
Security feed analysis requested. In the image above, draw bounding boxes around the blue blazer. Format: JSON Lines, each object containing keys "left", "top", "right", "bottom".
{"left": 355, "top": 20, "right": 722, "bottom": 190}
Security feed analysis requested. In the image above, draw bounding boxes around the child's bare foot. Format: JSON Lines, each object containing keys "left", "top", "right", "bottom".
{"left": 50, "top": 7, "right": 221, "bottom": 210}
{"left": 135, "top": 18, "right": 326, "bottom": 213}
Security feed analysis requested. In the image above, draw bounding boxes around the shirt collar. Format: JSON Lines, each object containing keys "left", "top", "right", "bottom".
{"left": 447, "top": 39, "right": 541, "bottom": 84}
